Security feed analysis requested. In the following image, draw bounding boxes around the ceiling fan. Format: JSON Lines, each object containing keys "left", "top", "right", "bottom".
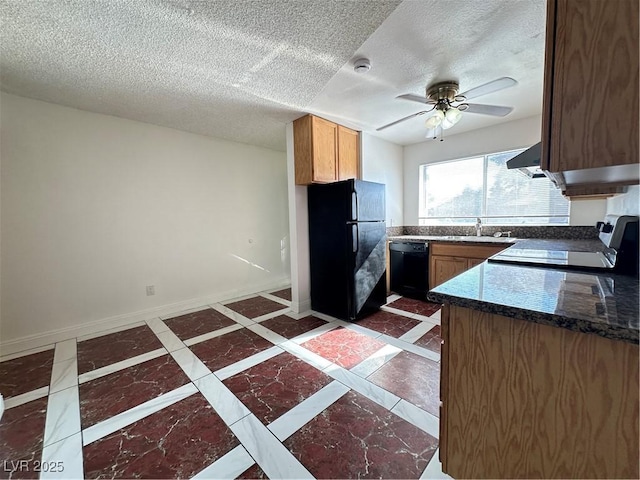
{"left": 377, "top": 77, "right": 517, "bottom": 138}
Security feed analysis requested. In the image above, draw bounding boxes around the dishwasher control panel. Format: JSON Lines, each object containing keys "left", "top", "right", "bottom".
{"left": 389, "top": 241, "right": 428, "bottom": 253}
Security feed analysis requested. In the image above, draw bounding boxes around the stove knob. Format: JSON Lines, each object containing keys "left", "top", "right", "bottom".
{"left": 601, "top": 223, "right": 614, "bottom": 233}
{"left": 596, "top": 221, "right": 604, "bottom": 230}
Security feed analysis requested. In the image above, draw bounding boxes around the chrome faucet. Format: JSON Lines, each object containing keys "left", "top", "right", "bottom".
{"left": 475, "top": 218, "right": 482, "bottom": 236}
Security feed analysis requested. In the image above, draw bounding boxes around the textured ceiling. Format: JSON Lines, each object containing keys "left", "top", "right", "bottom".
{"left": 0, "top": 0, "right": 399, "bottom": 151}
{"left": 0, "top": 0, "right": 546, "bottom": 151}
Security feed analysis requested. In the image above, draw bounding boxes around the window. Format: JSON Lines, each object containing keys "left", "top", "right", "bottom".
{"left": 418, "top": 149, "right": 569, "bottom": 225}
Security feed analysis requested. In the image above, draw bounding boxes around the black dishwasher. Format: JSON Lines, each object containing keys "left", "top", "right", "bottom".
{"left": 389, "top": 241, "right": 429, "bottom": 299}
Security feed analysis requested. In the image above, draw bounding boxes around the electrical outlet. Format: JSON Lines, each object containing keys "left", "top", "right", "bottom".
{"left": 146, "top": 285, "right": 155, "bottom": 296}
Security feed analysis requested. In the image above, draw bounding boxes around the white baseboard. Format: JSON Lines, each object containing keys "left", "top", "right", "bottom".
{"left": 1, "top": 276, "right": 291, "bottom": 357}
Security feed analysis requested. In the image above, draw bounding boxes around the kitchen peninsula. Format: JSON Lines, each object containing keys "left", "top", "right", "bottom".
{"left": 428, "top": 249, "right": 639, "bottom": 478}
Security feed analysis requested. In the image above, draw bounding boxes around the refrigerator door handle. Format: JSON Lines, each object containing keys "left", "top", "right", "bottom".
{"left": 351, "top": 191, "right": 358, "bottom": 221}
{"left": 352, "top": 224, "right": 358, "bottom": 253}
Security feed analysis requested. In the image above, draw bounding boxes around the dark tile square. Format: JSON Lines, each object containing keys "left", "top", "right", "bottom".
{"left": 259, "top": 314, "right": 327, "bottom": 340}
{"left": 284, "top": 390, "right": 437, "bottom": 479}
{"left": 79, "top": 354, "right": 190, "bottom": 429}
{"left": 0, "top": 349, "right": 54, "bottom": 398}
{"left": 415, "top": 325, "right": 441, "bottom": 353}
{"left": 190, "top": 328, "right": 273, "bottom": 372}
{"left": 223, "top": 352, "right": 332, "bottom": 425}
{"left": 367, "top": 351, "right": 440, "bottom": 417}
{"left": 0, "top": 397, "right": 47, "bottom": 479}
{"left": 300, "top": 327, "right": 386, "bottom": 369}
{"left": 354, "top": 310, "right": 420, "bottom": 338}
{"left": 77, "top": 325, "right": 163, "bottom": 374}
{"left": 163, "top": 308, "right": 236, "bottom": 341}
{"left": 224, "top": 296, "right": 286, "bottom": 319}
{"left": 387, "top": 297, "right": 442, "bottom": 317}
{"left": 270, "top": 288, "right": 291, "bottom": 301}
{"left": 83, "top": 393, "right": 239, "bottom": 479}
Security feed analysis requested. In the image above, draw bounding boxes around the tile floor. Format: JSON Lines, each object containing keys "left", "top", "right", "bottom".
{"left": 0, "top": 288, "right": 450, "bottom": 479}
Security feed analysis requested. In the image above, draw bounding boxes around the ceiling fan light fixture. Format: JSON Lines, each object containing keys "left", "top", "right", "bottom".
{"left": 445, "top": 107, "right": 463, "bottom": 125}
{"left": 424, "top": 110, "right": 444, "bottom": 128}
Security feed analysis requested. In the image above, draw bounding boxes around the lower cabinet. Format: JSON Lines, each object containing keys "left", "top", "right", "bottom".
{"left": 440, "top": 304, "right": 639, "bottom": 478}
{"left": 429, "top": 243, "right": 507, "bottom": 289}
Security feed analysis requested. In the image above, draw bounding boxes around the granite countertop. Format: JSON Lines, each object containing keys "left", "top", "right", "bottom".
{"left": 427, "top": 240, "right": 639, "bottom": 344}
{"left": 388, "top": 235, "right": 518, "bottom": 245}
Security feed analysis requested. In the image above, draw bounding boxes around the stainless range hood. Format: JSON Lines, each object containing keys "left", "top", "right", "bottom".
{"left": 507, "top": 142, "right": 546, "bottom": 178}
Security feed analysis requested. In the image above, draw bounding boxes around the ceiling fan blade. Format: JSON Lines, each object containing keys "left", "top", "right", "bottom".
{"left": 463, "top": 103, "right": 513, "bottom": 117}
{"left": 397, "top": 94, "right": 436, "bottom": 105}
{"left": 459, "top": 77, "right": 517, "bottom": 100}
{"left": 377, "top": 111, "right": 429, "bottom": 131}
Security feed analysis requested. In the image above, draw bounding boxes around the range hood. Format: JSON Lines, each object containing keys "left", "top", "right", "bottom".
{"left": 507, "top": 142, "right": 546, "bottom": 178}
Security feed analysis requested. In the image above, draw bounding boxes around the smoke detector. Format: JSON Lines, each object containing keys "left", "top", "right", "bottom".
{"left": 353, "top": 58, "right": 371, "bottom": 73}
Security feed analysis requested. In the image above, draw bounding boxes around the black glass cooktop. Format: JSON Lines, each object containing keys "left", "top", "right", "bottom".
{"left": 488, "top": 249, "right": 615, "bottom": 270}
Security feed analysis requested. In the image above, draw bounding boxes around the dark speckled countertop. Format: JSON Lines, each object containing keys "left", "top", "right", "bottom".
{"left": 427, "top": 239, "right": 639, "bottom": 344}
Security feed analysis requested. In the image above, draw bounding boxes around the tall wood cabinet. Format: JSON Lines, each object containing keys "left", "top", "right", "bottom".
{"left": 541, "top": 0, "right": 639, "bottom": 174}
{"left": 293, "top": 114, "right": 360, "bottom": 185}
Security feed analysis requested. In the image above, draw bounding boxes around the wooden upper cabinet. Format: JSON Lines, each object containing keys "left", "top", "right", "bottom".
{"left": 294, "top": 114, "right": 360, "bottom": 185}
{"left": 542, "top": 0, "right": 639, "bottom": 172}
{"left": 337, "top": 125, "right": 360, "bottom": 181}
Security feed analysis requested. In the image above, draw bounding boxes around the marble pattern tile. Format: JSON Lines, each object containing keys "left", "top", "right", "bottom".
{"left": 259, "top": 314, "right": 328, "bottom": 340}
{"left": 76, "top": 321, "right": 146, "bottom": 342}
{"left": 324, "top": 364, "right": 401, "bottom": 411}
{"left": 283, "top": 390, "right": 438, "bottom": 479}
{"left": 270, "top": 288, "right": 292, "bottom": 301}
{"left": 246, "top": 323, "right": 288, "bottom": 345}
{"left": 183, "top": 324, "right": 244, "bottom": 347}
{"left": 268, "top": 381, "right": 350, "bottom": 441}
{"left": 163, "top": 308, "right": 237, "bottom": 341}
{"left": 190, "top": 328, "right": 274, "bottom": 372}
{"left": 76, "top": 325, "right": 163, "bottom": 374}
{"left": 300, "top": 327, "right": 387, "bottom": 369}
{"left": 0, "top": 397, "right": 47, "bottom": 479}
{"left": 236, "top": 463, "right": 269, "bottom": 479}
{"left": 43, "top": 385, "right": 80, "bottom": 447}
{"left": 224, "top": 296, "right": 290, "bottom": 319}
{"left": 81, "top": 384, "right": 197, "bottom": 447}
{"left": 77, "top": 348, "right": 167, "bottom": 385}
{"left": 414, "top": 325, "right": 442, "bottom": 353}
{"left": 229, "top": 414, "right": 313, "bottom": 479}
{"left": 380, "top": 334, "right": 440, "bottom": 363}
{"left": 40, "top": 432, "right": 83, "bottom": 480}
{"left": 290, "top": 322, "right": 339, "bottom": 345}
{"left": 421, "top": 449, "right": 452, "bottom": 479}
{"left": 192, "top": 445, "right": 255, "bottom": 480}
{"left": 194, "top": 375, "right": 250, "bottom": 426}
{"left": 83, "top": 393, "right": 239, "bottom": 479}
{"left": 278, "top": 341, "right": 333, "bottom": 371}
{"left": 145, "top": 317, "right": 170, "bottom": 335}
{"left": 170, "top": 347, "right": 211, "bottom": 382}
{"left": 387, "top": 297, "right": 442, "bottom": 318}
{"left": 211, "top": 303, "right": 254, "bottom": 326}
{"left": 79, "top": 353, "right": 189, "bottom": 429}
{"left": 53, "top": 339, "right": 77, "bottom": 364}
{"left": 214, "top": 346, "right": 283, "bottom": 381}
{"left": 223, "top": 352, "right": 333, "bottom": 426}
{"left": 399, "top": 321, "right": 439, "bottom": 344}
{"left": 154, "top": 329, "right": 186, "bottom": 352}
{"left": 391, "top": 399, "right": 440, "bottom": 439}
{"left": 4, "top": 386, "right": 49, "bottom": 410}
{"left": 0, "top": 349, "right": 54, "bottom": 399}
{"left": 353, "top": 310, "right": 421, "bottom": 338}
{"left": 367, "top": 351, "right": 441, "bottom": 417}
{"left": 349, "top": 344, "right": 403, "bottom": 378}
{"left": 49, "top": 358, "right": 78, "bottom": 394}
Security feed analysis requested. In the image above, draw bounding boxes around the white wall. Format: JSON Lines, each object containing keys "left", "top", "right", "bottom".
{"left": 402, "top": 115, "right": 607, "bottom": 226}
{"left": 606, "top": 185, "right": 640, "bottom": 215}
{"left": 1, "top": 93, "right": 290, "bottom": 349}
{"left": 361, "top": 133, "right": 404, "bottom": 227}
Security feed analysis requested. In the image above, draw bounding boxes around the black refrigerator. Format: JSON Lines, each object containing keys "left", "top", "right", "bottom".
{"left": 308, "top": 179, "right": 387, "bottom": 321}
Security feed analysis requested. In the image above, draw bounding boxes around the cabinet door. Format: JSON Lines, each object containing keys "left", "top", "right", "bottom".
{"left": 337, "top": 125, "right": 359, "bottom": 180}
{"left": 466, "top": 258, "right": 485, "bottom": 269}
{"left": 543, "top": 0, "right": 639, "bottom": 172}
{"left": 312, "top": 116, "right": 338, "bottom": 183}
{"left": 430, "top": 256, "right": 468, "bottom": 289}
